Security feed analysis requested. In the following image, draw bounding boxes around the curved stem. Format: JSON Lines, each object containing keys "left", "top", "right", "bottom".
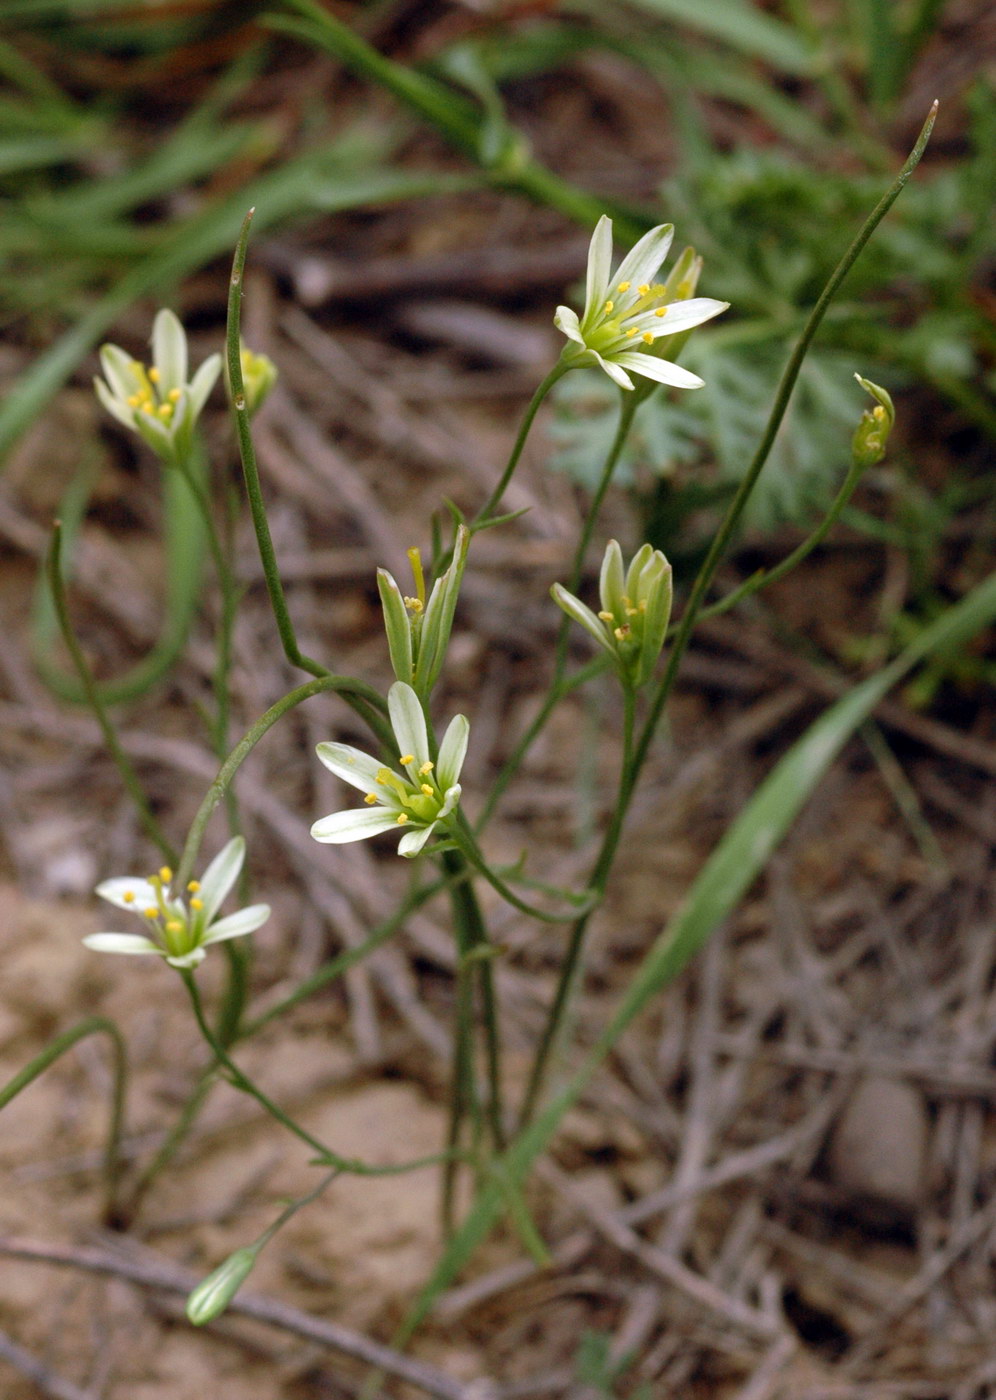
{"left": 449, "top": 817, "right": 595, "bottom": 924}
{"left": 0, "top": 1016, "right": 128, "bottom": 1226}
{"left": 474, "top": 363, "right": 568, "bottom": 526}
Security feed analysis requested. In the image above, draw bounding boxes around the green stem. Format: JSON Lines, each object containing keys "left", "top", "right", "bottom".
{"left": 46, "top": 524, "right": 176, "bottom": 863}
{"left": 474, "top": 364, "right": 569, "bottom": 527}
{"left": 449, "top": 817, "right": 594, "bottom": 924}
{"left": 0, "top": 1016, "right": 127, "bottom": 1226}
{"left": 181, "top": 972, "right": 456, "bottom": 1177}
{"left": 175, "top": 672, "right": 392, "bottom": 890}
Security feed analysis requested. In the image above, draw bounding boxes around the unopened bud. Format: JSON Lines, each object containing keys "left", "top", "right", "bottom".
{"left": 851, "top": 375, "right": 895, "bottom": 468}
{"left": 186, "top": 1246, "right": 258, "bottom": 1326}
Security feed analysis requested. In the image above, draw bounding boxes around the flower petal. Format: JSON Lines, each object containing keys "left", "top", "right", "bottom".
{"left": 388, "top": 682, "right": 430, "bottom": 770}
{"left": 83, "top": 933, "right": 165, "bottom": 957}
{"left": 152, "top": 309, "right": 187, "bottom": 394}
{"left": 584, "top": 216, "right": 613, "bottom": 319}
{"left": 99, "top": 343, "right": 141, "bottom": 402}
{"left": 647, "top": 296, "right": 728, "bottom": 335}
{"left": 612, "top": 352, "right": 704, "bottom": 389}
{"left": 166, "top": 947, "right": 207, "bottom": 969}
{"left": 316, "top": 742, "right": 387, "bottom": 794}
{"left": 437, "top": 785, "right": 462, "bottom": 821}
{"left": 613, "top": 223, "right": 674, "bottom": 295}
{"left": 96, "top": 877, "right": 160, "bottom": 913}
{"left": 202, "top": 904, "right": 270, "bottom": 944}
{"left": 551, "top": 584, "right": 615, "bottom": 654}
{"left": 591, "top": 351, "right": 635, "bottom": 391}
{"left": 94, "top": 376, "right": 134, "bottom": 428}
{"left": 553, "top": 305, "right": 585, "bottom": 346}
{"left": 436, "top": 713, "right": 469, "bottom": 792}
{"left": 311, "top": 808, "right": 403, "bottom": 844}
{"left": 599, "top": 539, "right": 626, "bottom": 618}
{"left": 188, "top": 353, "right": 222, "bottom": 416}
{"left": 398, "top": 823, "right": 436, "bottom": 858}
{"left": 197, "top": 836, "right": 245, "bottom": 926}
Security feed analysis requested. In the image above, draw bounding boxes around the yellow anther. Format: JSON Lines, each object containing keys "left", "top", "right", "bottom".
{"left": 364, "top": 793, "right": 378, "bottom": 804}
{"left": 187, "top": 880, "right": 200, "bottom": 893}
{"left": 168, "top": 387, "right": 182, "bottom": 403}
{"left": 148, "top": 367, "right": 160, "bottom": 384}
{"left": 399, "top": 754, "right": 414, "bottom": 767}
{"left": 159, "top": 866, "right": 173, "bottom": 884}
{"left": 156, "top": 403, "right": 173, "bottom": 420}
{"left": 614, "top": 626, "right": 630, "bottom": 641}
{"left": 598, "top": 610, "right": 614, "bottom": 621}
{"left": 396, "top": 813, "right": 410, "bottom": 825}
{"left": 625, "top": 327, "right": 637, "bottom": 337}
{"left": 127, "top": 393, "right": 142, "bottom": 408}
{"left": 123, "top": 890, "right": 136, "bottom": 904}
{"left": 626, "top": 607, "right": 639, "bottom": 617}
{"left": 617, "top": 281, "right": 631, "bottom": 292}
{"left": 403, "top": 596, "right": 423, "bottom": 614}
{"left": 639, "top": 598, "right": 647, "bottom": 612}
{"left": 420, "top": 784, "right": 434, "bottom": 796}
{"left": 642, "top": 331, "right": 654, "bottom": 344}
{"left": 603, "top": 300, "right": 614, "bottom": 314}
{"left": 143, "top": 907, "right": 158, "bottom": 920}
{"left": 872, "top": 405, "right": 886, "bottom": 422}
{"left": 190, "top": 898, "right": 204, "bottom": 911}
{"left": 165, "top": 919, "right": 183, "bottom": 934}
{"left": 654, "top": 307, "right": 667, "bottom": 318}
{"left": 419, "top": 761, "right": 434, "bottom": 775}
{"left": 638, "top": 284, "right": 650, "bottom": 295}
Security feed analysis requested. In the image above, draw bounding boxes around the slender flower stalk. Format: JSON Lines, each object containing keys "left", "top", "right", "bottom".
{"left": 85, "top": 836, "right": 269, "bottom": 970}
{"left": 312, "top": 682, "right": 468, "bottom": 858}
{"left": 555, "top": 216, "right": 727, "bottom": 392}
{"left": 94, "top": 309, "right": 221, "bottom": 466}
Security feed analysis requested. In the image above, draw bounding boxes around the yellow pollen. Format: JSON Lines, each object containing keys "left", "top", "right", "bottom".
{"left": 419, "top": 761, "right": 434, "bottom": 775}
{"left": 598, "top": 610, "right": 614, "bottom": 621}
{"left": 872, "top": 405, "right": 886, "bottom": 421}
{"left": 403, "top": 596, "right": 423, "bottom": 614}
{"left": 399, "top": 754, "right": 414, "bottom": 767}
{"left": 168, "top": 387, "right": 182, "bottom": 403}
{"left": 420, "top": 784, "right": 434, "bottom": 796}
{"left": 165, "top": 919, "right": 183, "bottom": 934}
{"left": 148, "top": 367, "right": 160, "bottom": 384}
{"left": 639, "top": 599, "right": 647, "bottom": 612}
{"left": 159, "top": 866, "right": 173, "bottom": 883}
{"left": 617, "top": 281, "right": 631, "bottom": 292}
{"left": 126, "top": 393, "right": 142, "bottom": 408}
{"left": 603, "top": 300, "right": 614, "bottom": 314}
{"left": 396, "top": 813, "right": 409, "bottom": 825}
{"left": 625, "top": 327, "right": 637, "bottom": 337}
{"left": 190, "top": 898, "right": 204, "bottom": 911}
{"left": 187, "top": 880, "right": 200, "bottom": 893}
{"left": 642, "top": 332, "right": 654, "bottom": 344}
{"left": 626, "top": 607, "right": 639, "bottom": 617}
{"left": 123, "top": 890, "right": 135, "bottom": 903}
{"left": 364, "top": 793, "right": 378, "bottom": 804}
{"left": 156, "top": 403, "right": 173, "bottom": 420}
{"left": 638, "top": 284, "right": 650, "bottom": 295}
{"left": 614, "top": 626, "right": 630, "bottom": 641}
{"left": 143, "top": 907, "right": 158, "bottom": 920}
{"left": 654, "top": 307, "right": 667, "bottom": 318}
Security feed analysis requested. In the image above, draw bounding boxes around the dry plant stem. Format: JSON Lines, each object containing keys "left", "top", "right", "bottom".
{"left": 0, "top": 1237, "right": 472, "bottom": 1400}
{"left": 0, "top": 1326, "right": 93, "bottom": 1400}
{"left": 520, "top": 102, "right": 939, "bottom": 1125}
{"left": 0, "top": 1016, "right": 127, "bottom": 1227}
{"left": 46, "top": 523, "right": 177, "bottom": 864}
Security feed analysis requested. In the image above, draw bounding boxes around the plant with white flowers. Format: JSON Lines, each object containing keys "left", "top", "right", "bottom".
{"left": 554, "top": 214, "right": 727, "bottom": 392}
{"left": 94, "top": 307, "right": 221, "bottom": 465}
{"left": 84, "top": 836, "right": 269, "bottom": 969}
{"left": 311, "top": 682, "right": 468, "bottom": 857}
{"left": 553, "top": 539, "right": 673, "bottom": 689}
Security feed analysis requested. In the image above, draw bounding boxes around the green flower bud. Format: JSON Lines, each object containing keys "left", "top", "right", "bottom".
{"left": 186, "top": 1246, "right": 258, "bottom": 1326}
{"left": 553, "top": 539, "right": 673, "bottom": 689}
{"left": 851, "top": 374, "right": 895, "bottom": 468}
{"left": 239, "top": 344, "right": 278, "bottom": 416}
{"left": 378, "top": 525, "right": 469, "bottom": 700}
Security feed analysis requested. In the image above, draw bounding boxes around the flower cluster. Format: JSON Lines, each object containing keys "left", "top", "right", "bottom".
{"left": 84, "top": 837, "right": 269, "bottom": 970}
{"left": 311, "top": 682, "right": 468, "bottom": 858}
{"left": 377, "top": 526, "right": 469, "bottom": 699}
{"left": 555, "top": 215, "right": 727, "bottom": 392}
{"left": 94, "top": 308, "right": 221, "bottom": 465}
{"left": 553, "top": 540, "right": 673, "bottom": 689}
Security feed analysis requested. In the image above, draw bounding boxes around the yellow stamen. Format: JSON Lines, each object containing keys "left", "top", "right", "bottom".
{"left": 165, "top": 919, "right": 183, "bottom": 934}
{"left": 654, "top": 307, "right": 667, "bottom": 318}
{"left": 364, "top": 793, "right": 378, "bottom": 804}
{"left": 126, "top": 393, "right": 142, "bottom": 408}
{"left": 148, "top": 367, "right": 160, "bottom": 384}
{"left": 168, "top": 387, "right": 182, "bottom": 403}
{"left": 159, "top": 866, "right": 173, "bottom": 883}
{"left": 617, "top": 281, "right": 631, "bottom": 292}
{"left": 399, "top": 754, "right": 414, "bottom": 767}
{"left": 638, "top": 284, "right": 650, "bottom": 295}
{"left": 143, "top": 907, "right": 158, "bottom": 920}
{"left": 419, "top": 761, "right": 434, "bottom": 775}
{"left": 614, "top": 626, "right": 630, "bottom": 641}
{"left": 156, "top": 403, "right": 173, "bottom": 420}
{"left": 123, "top": 891, "right": 135, "bottom": 904}
{"left": 625, "top": 327, "right": 637, "bottom": 337}
{"left": 872, "top": 405, "right": 886, "bottom": 422}
{"left": 187, "top": 880, "right": 200, "bottom": 893}
{"left": 190, "top": 898, "right": 204, "bottom": 911}
{"left": 420, "top": 784, "right": 434, "bottom": 796}
{"left": 626, "top": 607, "right": 639, "bottom": 617}
{"left": 603, "top": 300, "right": 614, "bottom": 314}
{"left": 642, "top": 332, "right": 654, "bottom": 344}
{"left": 598, "top": 610, "right": 614, "bottom": 621}
{"left": 403, "top": 596, "right": 423, "bottom": 614}
{"left": 396, "top": 813, "right": 409, "bottom": 825}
